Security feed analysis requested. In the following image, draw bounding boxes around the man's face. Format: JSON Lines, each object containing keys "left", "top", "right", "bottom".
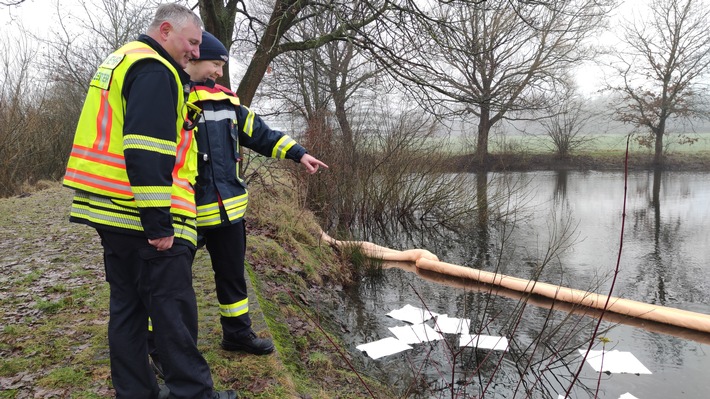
{"left": 187, "top": 60, "right": 225, "bottom": 82}
{"left": 161, "top": 21, "right": 202, "bottom": 68}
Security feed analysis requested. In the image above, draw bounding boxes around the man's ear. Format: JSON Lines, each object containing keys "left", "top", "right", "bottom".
{"left": 158, "top": 21, "right": 173, "bottom": 40}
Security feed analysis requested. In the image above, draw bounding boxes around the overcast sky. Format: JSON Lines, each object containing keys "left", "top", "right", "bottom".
{"left": 1, "top": 0, "right": 64, "bottom": 35}
{"left": 2, "top": 0, "right": 653, "bottom": 96}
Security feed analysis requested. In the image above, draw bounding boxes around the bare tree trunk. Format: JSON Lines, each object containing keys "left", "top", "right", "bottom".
{"left": 332, "top": 87, "right": 354, "bottom": 150}
{"left": 654, "top": 128, "right": 664, "bottom": 165}
{"left": 198, "top": 0, "right": 237, "bottom": 90}
{"left": 235, "top": 0, "right": 303, "bottom": 106}
{"left": 237, "top": 50, "right": 273, "bottom": 107}
{"left": 331, "top": 88, "right": 356, "bottom": 230}
{"left": 475, "top": 106, "right": 491, "bottom": 166}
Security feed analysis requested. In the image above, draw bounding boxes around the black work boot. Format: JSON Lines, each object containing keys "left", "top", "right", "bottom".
{"left": 221, "top": 331, "right": 275, "bottom": 355}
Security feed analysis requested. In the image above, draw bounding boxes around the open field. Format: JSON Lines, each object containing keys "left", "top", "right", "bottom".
{"left": 436, "top": 132, "right": 710, "bottom": 172}
{"left": 441, "top": 132, "right": 710, "bottom": 156}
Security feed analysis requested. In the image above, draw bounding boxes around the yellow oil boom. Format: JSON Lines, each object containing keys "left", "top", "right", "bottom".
{"left": 321, "top": 231, "right": 710, "bottom": 337}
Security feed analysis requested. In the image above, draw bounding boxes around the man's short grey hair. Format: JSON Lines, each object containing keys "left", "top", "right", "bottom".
{"left": 148, "top": 3, "right": 203, "bottom": 32}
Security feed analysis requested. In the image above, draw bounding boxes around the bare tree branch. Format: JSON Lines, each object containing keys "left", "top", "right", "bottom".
{"left": 359, "top": 0, "right": 612, "bottom": 165}
{"left": 609, "top": 0, "right": 710, "bottom": 165}
{"left": 0, "top": 0, "right": 26, "bottom": 6}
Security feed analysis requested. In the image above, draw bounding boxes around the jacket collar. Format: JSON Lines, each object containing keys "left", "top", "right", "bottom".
{"left": 138, "top": 34, "right": 191, "bottom": 85}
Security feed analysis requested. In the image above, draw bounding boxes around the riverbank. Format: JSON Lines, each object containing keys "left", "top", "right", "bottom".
{"left": 449, "top": 152, "right": 710, "bottom": 172}
{"left": 0, "top": 181, "right": 392, "bottom": 398}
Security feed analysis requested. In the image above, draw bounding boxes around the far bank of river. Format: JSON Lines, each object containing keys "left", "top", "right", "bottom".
{"left": 449, "top": 152, "right": 710, "bottom": 173}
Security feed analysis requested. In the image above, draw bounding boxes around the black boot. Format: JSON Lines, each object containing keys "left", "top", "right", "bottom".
{"left": 221, "top": 331, "right": 274, "bottom": 355}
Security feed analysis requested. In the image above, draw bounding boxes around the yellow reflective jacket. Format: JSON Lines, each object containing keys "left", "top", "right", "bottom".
{"left": 64, "top": 41, "right": 199, "bottom": 244}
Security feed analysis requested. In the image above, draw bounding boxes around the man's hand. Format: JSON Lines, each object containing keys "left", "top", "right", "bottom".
{"left": 148, "top": 236, "right": 174, "bottom": 251}
{"left": 300, "top": 154, "right": 329, "bottom": 174}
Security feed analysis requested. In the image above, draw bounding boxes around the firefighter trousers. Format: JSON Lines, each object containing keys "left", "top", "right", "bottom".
{"left": 202, "top": 219, "right": 252, "bottom": 339}
{"left": 98, "top": 230, "right": 214, "bottom": 399}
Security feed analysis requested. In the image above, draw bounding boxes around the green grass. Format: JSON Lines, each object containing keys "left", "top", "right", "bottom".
{"left": 35, "top": 298, "right": 71, "bottom": 313}
{"left": 39, "top": 367, "right": 90, "bottom": 388}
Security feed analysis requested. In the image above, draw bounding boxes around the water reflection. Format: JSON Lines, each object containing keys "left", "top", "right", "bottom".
{"left": 337, "top": 170, "right": 710, "bottom": 398}
{"left": 475, "top": 171, "right": 491, "bottom": 266}
{"left": 553, "top": 169, "right": 568, "bottom": 205}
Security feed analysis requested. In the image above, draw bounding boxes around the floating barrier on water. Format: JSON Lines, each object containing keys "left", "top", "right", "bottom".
{"left": 321, "top": 231, "right": 710, "bottom": 335}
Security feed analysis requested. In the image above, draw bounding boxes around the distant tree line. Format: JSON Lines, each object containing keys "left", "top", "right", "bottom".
{"left": 1, "top": 0, "right": 709, "bottom": 200}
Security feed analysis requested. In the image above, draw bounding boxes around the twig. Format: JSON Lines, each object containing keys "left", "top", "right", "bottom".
{"left": 564, "top": 134, "right": 631, "bottom": 397}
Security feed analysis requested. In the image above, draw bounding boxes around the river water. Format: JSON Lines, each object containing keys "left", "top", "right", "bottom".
{"left": 338, "top": 170, "right": 710, "bottom": 398}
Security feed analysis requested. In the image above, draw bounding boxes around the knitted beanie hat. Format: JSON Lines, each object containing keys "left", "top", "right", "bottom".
{"left": 196, "top": 31, "right": 228, "bottom": 62}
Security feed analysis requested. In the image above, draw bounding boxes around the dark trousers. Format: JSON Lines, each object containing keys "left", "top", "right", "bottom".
{"left": 99, "top": 230, "right": 213, "bottom": 399}
{"left": 203, "top": 219, "right": 251, "bottom": 339}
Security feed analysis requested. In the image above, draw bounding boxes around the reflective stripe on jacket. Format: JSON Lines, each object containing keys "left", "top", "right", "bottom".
{"left": 190, "top": 83, "right": 307, "bottom": 229}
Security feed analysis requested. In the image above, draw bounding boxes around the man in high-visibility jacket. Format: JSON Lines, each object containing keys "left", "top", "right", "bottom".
{"left": 63, "top": 5, "right": 235, "bottom": 399}
{"left": 150, "top": 31, "right": 327, "bottom": 362}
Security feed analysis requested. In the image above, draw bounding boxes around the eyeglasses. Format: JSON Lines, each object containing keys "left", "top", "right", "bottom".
{"left": 183, "top": 102, "right": 202, "bottom": 131}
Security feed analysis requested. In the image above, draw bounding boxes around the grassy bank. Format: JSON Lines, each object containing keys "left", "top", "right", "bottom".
{"left": 0, "top": 177, "right": 392, "bottom": 398}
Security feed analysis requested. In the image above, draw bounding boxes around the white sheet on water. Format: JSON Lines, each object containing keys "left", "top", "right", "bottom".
{"left": 389, "top": 324, "right": 444, "bottom": 344}
{"left": 356, "top": 337, "right": 412, "bottom": 359}
{"left": 578, "top": 349, "right": 652, "bottom": 374}
{"left": 459, "top": 334, "right": 509, "bottom": 351}
{"left": 433, "top": 314, "right": 471, "bottom": 334}
{"left": 560, "top": 392, "right": 638, "bottom": 399}
{"left": 386, "top": 304, "right": 439, "bottom": 324}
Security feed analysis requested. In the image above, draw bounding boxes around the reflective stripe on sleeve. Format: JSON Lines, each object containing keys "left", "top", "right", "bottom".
{"left": 123, "top": 134, "right": 177, "bottom": 156}
{"left": 271, "top": 135, "right": 296, "bottom": 159}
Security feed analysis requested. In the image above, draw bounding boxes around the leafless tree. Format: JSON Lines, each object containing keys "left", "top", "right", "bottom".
{"left": 42, "top": 0, "right": 153, "bottom": 90}
{"left": 29, "top": 0, "right": 155, "bottom": 186}
{"left": 199, "top": 0, "right": 390, "bottom": 106}
{"left": 0, "top": 0, "right": 156, "bottom": 195}
{"left": 539, "top": 87, "right": 599, "bottom": 158}
{"left": 0, "top": 33, "right": 35, "bottom": 195}
{"left": 248, "top": 10, "right": 419, "bottom": 230}
{"left": 0, "top": 32, "right": 71, "bottom": 196}
{"left": 259, "top": 12, "right": 382, "bottom": 147}
{"left": 362, "top": 0, "right": 612, "bottom": 166}
{"left": 609, "top": 0, "right": 710, "bottom": 166}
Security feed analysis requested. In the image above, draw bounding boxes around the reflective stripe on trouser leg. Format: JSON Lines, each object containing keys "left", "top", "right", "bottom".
{"left": 220, "top": 298, "right": 249, "bottom": 318}
{"left": 203, "top": 219, "right": 252, "bottom": 338}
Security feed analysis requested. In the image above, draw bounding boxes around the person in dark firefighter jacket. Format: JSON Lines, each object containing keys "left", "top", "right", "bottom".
{"left": 182, "top": 32, "right": 327, "bottom": 356}
{"left": 63, "top": 5, "right": 235, "bottom": 399}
